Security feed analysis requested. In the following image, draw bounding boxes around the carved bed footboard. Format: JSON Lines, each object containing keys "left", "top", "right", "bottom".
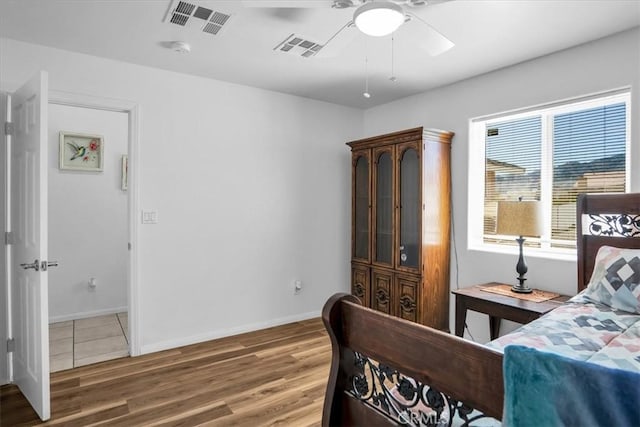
{"left": 321, "top": 293, "right": 504, "bottom": 426}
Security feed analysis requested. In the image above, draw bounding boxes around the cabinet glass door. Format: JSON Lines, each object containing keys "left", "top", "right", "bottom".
{"left": 398, "top": 145, "right": 420, "bottom": 269}
{"left": 354, "top": 152, "right": 369, "bottom": 261}
{"left": 374, "top": 149, "right": 393, "bottom": 265}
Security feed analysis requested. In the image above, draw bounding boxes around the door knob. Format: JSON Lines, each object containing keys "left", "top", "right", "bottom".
{"left": 41, "top": 260, "right": 59, "bottom": 271}
{"left": 20, "top": 259, "right": 40, "bottom": 271}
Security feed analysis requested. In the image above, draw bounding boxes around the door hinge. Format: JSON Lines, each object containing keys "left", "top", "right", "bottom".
{"left": 128, "top": 242, "right": 132, "bottom": 250}
{"left": 4, "top": 231, "right": 13, "bottom": 245}
{"left": 4, "top": 121, "right": 14, "bottom": 136}
{"left": 7, "top": 338, "right": 15, "bottom": 353}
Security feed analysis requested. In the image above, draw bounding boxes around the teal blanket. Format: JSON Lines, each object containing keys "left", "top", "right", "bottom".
{"left": 503, "top": 345, "right": 640, "bottom": 427}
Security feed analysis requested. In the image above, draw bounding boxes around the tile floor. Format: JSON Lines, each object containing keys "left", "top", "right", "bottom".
{"left": 49, "top": 312, "right": 129, "bottom": 373}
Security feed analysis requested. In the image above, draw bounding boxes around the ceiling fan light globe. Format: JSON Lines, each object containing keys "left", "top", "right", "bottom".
{"left": 353, "top": 1, "right": 404, "bottom": 37}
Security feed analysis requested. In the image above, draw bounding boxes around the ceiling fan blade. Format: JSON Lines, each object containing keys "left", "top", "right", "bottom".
{"left": 405, "top": 0, "right": 452, "bottom": 7}
{"left": 241, "top": 0, "right": 333, "bottom": 8}
{"left": 314, "top": 21, "right": 358, "bottom": 58}
{"left": 263, "top": 8, "right": 312, "bottom": 21}
{"left": 404, "top": 11, "right": 454, "bottom": 56}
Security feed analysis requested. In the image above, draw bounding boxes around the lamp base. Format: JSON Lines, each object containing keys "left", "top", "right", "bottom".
{"left": 512, "top": 236, "right": 533, "bottom": 294}
{"left": 511, "top": 284, "right": 533, "bottom": 294}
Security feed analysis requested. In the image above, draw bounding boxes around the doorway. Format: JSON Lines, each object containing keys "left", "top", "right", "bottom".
{"left": 47, "top": 104, "right": 130, "bottom": 371}
{"left": 49, "top": 90, "right": 140, "bottom": 365}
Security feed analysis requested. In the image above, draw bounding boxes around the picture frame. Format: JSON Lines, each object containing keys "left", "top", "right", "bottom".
{"left": 59, "top": 131, "right": 104, "bottom": 171}
{"left": 121, "top": 155, "right": 128, "bottom": 191}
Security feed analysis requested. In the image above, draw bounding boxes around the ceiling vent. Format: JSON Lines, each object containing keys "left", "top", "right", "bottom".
{"left": 274, "top": 34, "right": 323, "bottom": 58}
{"left": 164, "top": 0, "right": 231, "bottom": 35}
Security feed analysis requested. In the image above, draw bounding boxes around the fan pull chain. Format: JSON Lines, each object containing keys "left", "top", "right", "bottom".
{"left": 363, "top": 55, "right": 371, "bottom": 98}
{"left": 390, "top": 34, "right": 397, "bottom": 82}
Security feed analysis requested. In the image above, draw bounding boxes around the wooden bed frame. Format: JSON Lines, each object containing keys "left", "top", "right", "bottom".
{"left": 322, "top": 192, "right": 640, "bottom": 426}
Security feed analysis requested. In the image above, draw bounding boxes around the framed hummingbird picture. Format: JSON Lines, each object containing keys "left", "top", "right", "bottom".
{"left": 59, "top": 131, "right": 104, "bottom": 171}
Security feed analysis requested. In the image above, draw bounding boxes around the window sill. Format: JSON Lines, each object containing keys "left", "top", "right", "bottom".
{"left": 467, "top": 243, "right": 577, "bottom": 262}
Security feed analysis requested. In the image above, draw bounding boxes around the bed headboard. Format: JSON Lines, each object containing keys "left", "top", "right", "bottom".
{"left": 576, "top": 193, "right": 640, "bottom": 292}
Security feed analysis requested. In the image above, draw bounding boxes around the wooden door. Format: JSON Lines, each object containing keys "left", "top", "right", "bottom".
{"left": 352, "top": 150, "right": 371, "bottom": 264}
{"left": 395, "top": 141, "right": 422, "bottom": 274}
{"left": 395, "top": 274, "right": 419, "bottom": 322}
{"left": 371, "top": 268, "right": 393, "bottom": 315}
{"left": 351, "top": 264, "right": 370, "bottom": 308}
{"left": 11, "top": 71, "right": 51, "bottom": 421}
{"left": 372, "top": 146, "right": 395, "bottom": 269}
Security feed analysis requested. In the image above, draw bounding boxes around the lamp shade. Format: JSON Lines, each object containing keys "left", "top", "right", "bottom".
{"left": 496, "top": 200, "right": 543, "bottom": 237}
{"left": 353, "top": 1, "right": 404, "bottom": 37}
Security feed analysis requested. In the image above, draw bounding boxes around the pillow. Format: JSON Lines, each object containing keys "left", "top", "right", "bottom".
{"left": 582, "top": 245, "right": 640, "bottom": 314}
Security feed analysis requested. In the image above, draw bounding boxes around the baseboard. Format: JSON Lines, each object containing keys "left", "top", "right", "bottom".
{"left": 49, "top": 306, "right": 128, "bottom": 324}
{"left": 140, "top": 310, "right": 321, "bottom": 355}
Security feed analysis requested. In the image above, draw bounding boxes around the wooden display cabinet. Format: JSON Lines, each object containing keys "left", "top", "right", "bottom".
{"left": 348, "top": 127, "right": 453, "bottom": 330}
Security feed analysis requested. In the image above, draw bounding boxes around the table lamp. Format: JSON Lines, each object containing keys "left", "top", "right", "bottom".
{"left": 496, "top": 198, "right": 543, "bottom": 293}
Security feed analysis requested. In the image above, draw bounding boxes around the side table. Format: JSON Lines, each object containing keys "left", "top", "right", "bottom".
{"left": 452, "top": 282, "right": 570, "bottom": 340}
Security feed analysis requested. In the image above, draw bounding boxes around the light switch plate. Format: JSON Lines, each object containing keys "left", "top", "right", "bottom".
{"left": 142, "top": 210, "right": 158, "bottom": 224}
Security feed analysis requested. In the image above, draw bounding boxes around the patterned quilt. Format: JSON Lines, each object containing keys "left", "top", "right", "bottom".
{"left": 488, "top": 294, "right": 640, "bottom": 372}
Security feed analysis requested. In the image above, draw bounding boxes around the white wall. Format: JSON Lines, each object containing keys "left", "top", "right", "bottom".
{"left": 48, "top": 104, "right": 128, "bottom": 322}
{"left": 363, "top": 28, "right": 640, "bottom": 343}
{"left": 1, "top": 37, "right": 362, "bottom": 353}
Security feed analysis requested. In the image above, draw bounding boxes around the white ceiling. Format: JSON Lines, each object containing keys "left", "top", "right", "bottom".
{"left": 1, "top": 0, "right": 639, "bottom": 109}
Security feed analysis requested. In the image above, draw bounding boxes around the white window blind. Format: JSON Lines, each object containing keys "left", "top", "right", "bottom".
{"left": 551, "top": 103, "right": 626, "bottom": 247}
{"left": 472, "top": 89, "right": 630, "bottom": 254}
{"left": 484, "top": 117, "right": 541, "bottom": 244}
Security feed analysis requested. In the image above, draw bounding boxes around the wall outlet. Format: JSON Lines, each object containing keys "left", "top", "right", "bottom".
{"left": 294, "top": 280, "right": 302, "bottom": 294}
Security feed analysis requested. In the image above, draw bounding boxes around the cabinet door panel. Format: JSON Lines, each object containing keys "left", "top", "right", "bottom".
{"left": 395, "top": 274, "right": 419, "bottom": 322}
{"left": 351, "top": 264, "right": 370, "bottom": 307}
{"left": 371, "top": 269, "right": 393, "bottom": 314}
{"left": 396, "top": 142, "right": 421, "bottom": 273}
{"left": 372, "top": 147, "right": 394, "bottom": 267}
{"left": 352, "top": 150, "right": 370, "bottom": 262}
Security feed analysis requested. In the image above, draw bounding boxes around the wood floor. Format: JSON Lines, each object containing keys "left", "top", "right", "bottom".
{"left": 1, "top": 318, "right": 330, "bottom": 426}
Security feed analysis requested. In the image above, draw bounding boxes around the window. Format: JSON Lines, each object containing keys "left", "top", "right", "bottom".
{"left": 468, "top": 89, "right": 630, "bottom": 256}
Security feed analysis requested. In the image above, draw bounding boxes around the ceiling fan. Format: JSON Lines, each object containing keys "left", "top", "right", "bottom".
{"left": 242, "top": 0, "right": 455, "bottom": 58}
